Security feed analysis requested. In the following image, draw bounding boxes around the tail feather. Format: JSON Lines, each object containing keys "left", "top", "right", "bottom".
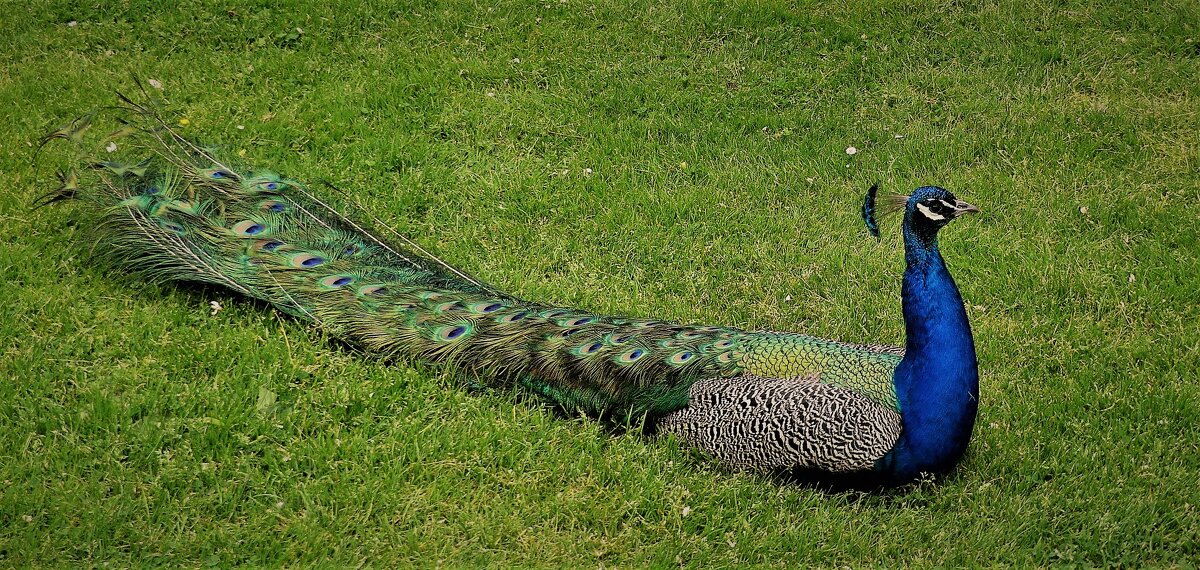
{"left": 41, "top": 96, "right": 763, "bottom": 419}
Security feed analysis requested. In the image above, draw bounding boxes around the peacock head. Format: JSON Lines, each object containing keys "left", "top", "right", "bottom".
{"left": 863, "top": 184, "right": 979, "bottom": 240}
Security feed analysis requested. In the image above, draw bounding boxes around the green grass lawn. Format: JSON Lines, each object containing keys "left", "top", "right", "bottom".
{"left": 2, "top": 0, "right": 1198, "bottom": 565}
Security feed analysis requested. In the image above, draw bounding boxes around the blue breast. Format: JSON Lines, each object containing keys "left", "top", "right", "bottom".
{"left": 877, "top": 224, "right": 979, "bottom": 480}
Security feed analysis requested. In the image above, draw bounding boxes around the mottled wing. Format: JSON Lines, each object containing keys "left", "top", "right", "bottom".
{"left": 659, "top": 375, "right": 901, "bottom": 472}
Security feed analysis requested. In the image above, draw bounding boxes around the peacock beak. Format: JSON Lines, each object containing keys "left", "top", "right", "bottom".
{"left": 952, "top": 200, "right": 981, "bottom": 217}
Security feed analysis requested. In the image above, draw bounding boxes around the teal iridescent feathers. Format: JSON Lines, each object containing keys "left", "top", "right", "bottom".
{"left": 41, "top": 91, "right": 985, "bottom": 485}
{"left": 40, "top": 98, "right": 901, "bottom": 420}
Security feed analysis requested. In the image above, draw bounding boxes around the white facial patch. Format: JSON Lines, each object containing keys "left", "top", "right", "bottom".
{"left": 916, "top": 203, "right": 946, "bottom": 221}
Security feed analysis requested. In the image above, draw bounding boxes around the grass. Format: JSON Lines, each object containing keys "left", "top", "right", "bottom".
{"left": 2, "top": 0, "right": 1198, "bottom": 565}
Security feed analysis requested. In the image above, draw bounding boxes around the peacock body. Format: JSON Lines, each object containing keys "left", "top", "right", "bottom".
{"left": 41, "top": 96, "right": 980, "bottom": 486}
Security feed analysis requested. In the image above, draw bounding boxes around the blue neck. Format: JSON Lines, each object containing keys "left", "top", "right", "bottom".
{"left": 879, "top": 222, "right": 979, "bottom": 480}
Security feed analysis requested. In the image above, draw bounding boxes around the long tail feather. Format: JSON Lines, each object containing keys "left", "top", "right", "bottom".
{"left": 41, "top": 93, "right": 902, "bottom": 425}
{"left": 38, "top": 95, "right": 772, "bottom": 420}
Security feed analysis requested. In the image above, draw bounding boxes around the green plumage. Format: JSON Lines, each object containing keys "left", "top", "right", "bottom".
{"left": 41, "top": 98, "right": 899, "bottom": 431}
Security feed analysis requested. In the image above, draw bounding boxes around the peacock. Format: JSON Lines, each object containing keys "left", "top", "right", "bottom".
{"left": 39, "top": 92, "right": 981, "bottom": 487}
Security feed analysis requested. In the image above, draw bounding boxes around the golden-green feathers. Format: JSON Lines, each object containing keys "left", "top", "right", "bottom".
{"left": 40, "top": 94, "right": 898, "bottom": 421}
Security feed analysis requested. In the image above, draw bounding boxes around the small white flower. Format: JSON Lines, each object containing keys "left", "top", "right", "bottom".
{"left": 845, "top": 146, "right": 858, "bottom": 155}
{"left": 236, "top": 124, "right": 245, "bottom": 130}
{"left": 67, "top": 20, "right": 77, "bottom": 27}
{"left": 681, "top": 506, "right": 692, "bottom": 517}
{"left": 511, "top": 57, "right": 521, "bottom": 64}
{"left": 1079, "top": 206, "right": 1089, "bottom": 215}
{"left": 147, "top": 78, "right": 163, "bottom": 90}
{"left": 105, "top": 142, "right": 117, "bottom": 153}
{"left": 784, "top": 295, "right": 793, "bottom": 301}
{"left": 486, "top": 91, "right": 496, "bottom": 97}
{"left": 275, "top": 501, "right": 284, "bottom": 509}
{"left": 583, "top": 168, "right": 593, "bottom": 175}
{"left": 210, "top": 300, "right": 223, "bottom": 316}
{"left": 1128, "top": 273, "right": 1135, "bottom": 283}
